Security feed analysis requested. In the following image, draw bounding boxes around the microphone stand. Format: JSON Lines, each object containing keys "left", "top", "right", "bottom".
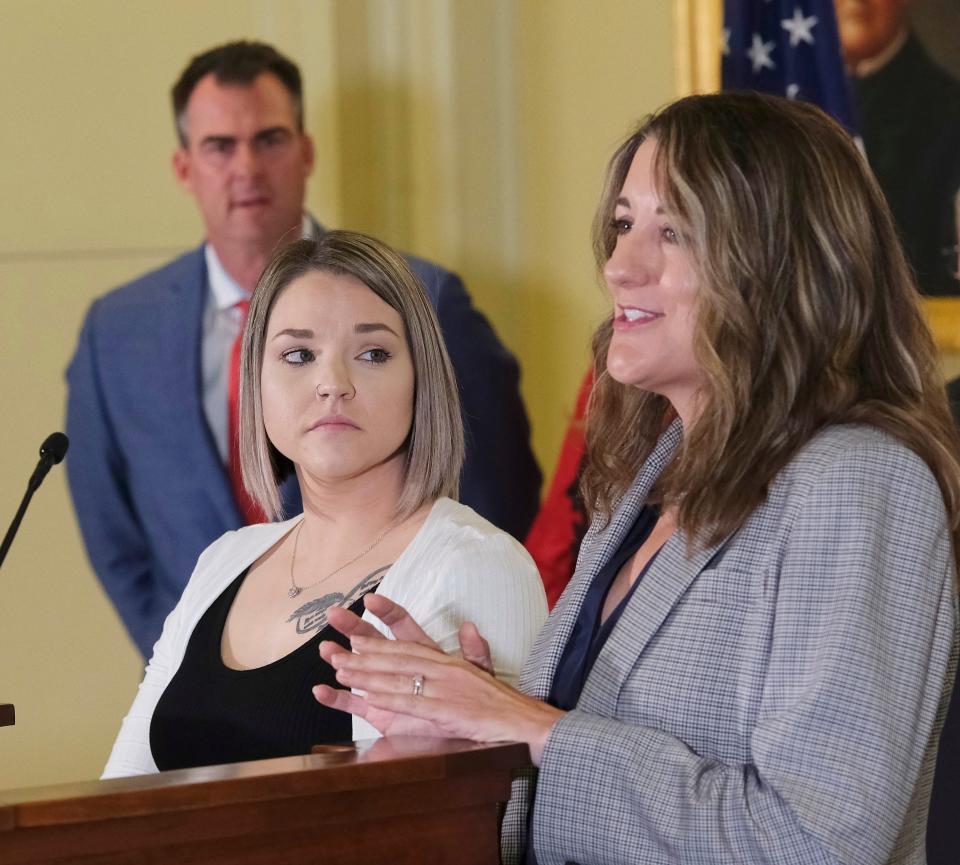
{"left": 0, "top": 479, "right": 44, "bottom": 570}
{"left": 1, "top": 432, "right": 69, "bottom": 728}
{"left": 0, "top": 432, "right": 69, "bottom": 571}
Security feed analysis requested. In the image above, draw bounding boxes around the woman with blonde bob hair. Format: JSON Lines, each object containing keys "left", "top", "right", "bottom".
{"left": 315, "top": 94, "right": 960, "bottom": 864}
{"left": 240, "top": 232, "right": 465, "bottom": 521}
{"left": 103, "top": 230, "right": 546, "bottom": 777}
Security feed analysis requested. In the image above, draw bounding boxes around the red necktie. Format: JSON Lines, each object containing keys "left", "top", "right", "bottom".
{"left": 228, "top": 300, "right": 268, "bottom": 524}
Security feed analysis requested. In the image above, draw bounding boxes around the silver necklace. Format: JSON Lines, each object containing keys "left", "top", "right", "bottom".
{"left": 287, "top": 519, "right": 394, "bottom": 599}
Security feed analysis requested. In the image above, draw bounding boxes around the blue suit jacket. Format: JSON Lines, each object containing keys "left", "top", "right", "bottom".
{"left": 66, "top": 244, "right": 540, "bottom": 657}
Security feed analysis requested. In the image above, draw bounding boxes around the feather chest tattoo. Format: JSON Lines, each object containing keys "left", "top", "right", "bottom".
{"left": 286, "top": 565, "right": 391, "bottom": 635}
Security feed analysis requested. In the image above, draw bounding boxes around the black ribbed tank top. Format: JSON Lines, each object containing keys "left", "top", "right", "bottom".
{"left": 150, "top": 568, "right": 369, "bottom": 771}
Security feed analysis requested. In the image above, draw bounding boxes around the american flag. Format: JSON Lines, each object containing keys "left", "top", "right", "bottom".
{"left": 722, "top": 0, "right": 856, "bottom": 130}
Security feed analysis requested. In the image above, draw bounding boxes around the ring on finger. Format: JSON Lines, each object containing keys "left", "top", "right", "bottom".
{"left": 412, "top": 674, "right": 425, "bottom": 696}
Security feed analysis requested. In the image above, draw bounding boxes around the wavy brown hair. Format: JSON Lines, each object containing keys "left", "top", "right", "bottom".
{"left": 583, "top": 91, "right": 960, "bottom": 561}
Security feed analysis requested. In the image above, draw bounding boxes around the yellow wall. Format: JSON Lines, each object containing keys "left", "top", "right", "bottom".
{"left": 0, "top": 0, "right": 675, "bottom": 789}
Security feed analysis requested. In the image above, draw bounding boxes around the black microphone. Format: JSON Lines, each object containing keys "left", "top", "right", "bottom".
{"left": 0, "top": 432, "right": 70, "bottom": 570}
{"left": 28, "top": 432, "right": 70, "bottom": 492}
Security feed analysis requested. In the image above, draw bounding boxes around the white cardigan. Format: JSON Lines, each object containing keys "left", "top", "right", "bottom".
{"left": 103, "top": 498, "right": 546, "bottom": 778}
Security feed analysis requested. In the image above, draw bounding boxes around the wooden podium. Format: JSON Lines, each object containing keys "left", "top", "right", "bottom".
{"left": 0, "top": 737, "right": 528, "bottom": 865}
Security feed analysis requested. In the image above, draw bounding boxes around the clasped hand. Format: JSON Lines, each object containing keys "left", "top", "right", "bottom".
{"left": 313, "top": 594, "right": 563, "bottom": 765}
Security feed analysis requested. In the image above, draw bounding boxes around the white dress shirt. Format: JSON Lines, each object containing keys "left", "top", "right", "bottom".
{"left": 201, "top": 215, "right": 315, "bottom": 463}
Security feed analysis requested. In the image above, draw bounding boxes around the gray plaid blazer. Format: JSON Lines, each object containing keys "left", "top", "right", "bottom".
{"left": 502, "top": 421, "right": 958, "bottom": 865}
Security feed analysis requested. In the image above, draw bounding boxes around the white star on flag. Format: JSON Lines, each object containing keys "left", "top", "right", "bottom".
{"left": 747, "top": 33, "right": 776, "bottom": 73}
{"left": 723, "top": 0, "right": 854, "bottom": 131}
{"left": 781, "top": 8, "right": 818, "bottom": 47}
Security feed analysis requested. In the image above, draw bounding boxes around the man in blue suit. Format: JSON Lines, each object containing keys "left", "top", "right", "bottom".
{"left": 65, "top": 41, "right": 541, "bottom": 658}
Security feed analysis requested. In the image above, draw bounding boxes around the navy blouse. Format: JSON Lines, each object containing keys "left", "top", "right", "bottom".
{"left": 526, "top": 505, "right": 662, "bottom": 864}
{"left": 548, "top": 505, "right": 661, "bottom": 711}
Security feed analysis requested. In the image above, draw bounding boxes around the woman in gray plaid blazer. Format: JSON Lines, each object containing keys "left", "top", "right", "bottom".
{"left": 316, "top": 92, "right": 960, "bottom": 865}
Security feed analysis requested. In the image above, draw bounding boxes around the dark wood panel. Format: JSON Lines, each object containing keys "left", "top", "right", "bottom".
{"left": 0, "top": 738, "right": 528, "bottom": 865}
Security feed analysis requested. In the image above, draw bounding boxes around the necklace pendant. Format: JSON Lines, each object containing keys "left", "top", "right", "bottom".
{"left": 288, "top": 586, "right": 302, "bottom": 599}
